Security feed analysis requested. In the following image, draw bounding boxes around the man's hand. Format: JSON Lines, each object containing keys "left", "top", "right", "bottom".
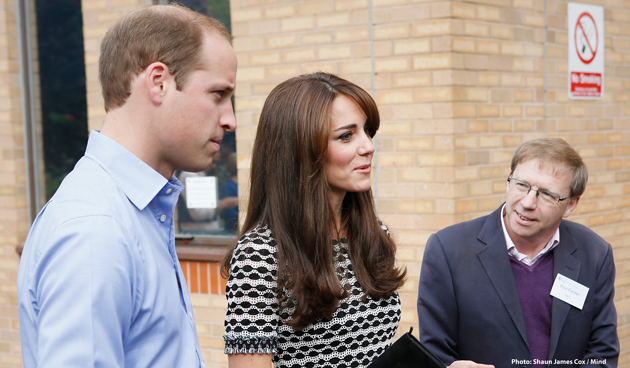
{"left": 448, "top": 360, "right": 495, "bottom": 368}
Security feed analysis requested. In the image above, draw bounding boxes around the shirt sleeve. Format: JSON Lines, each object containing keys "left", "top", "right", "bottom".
{"left": 581, "top": 243, "right": 619, "bottom": 367}
{"left": 223, "top": 225, "right": 280, "bottom": 355}
{"left": 26, "top": 214, "right": 136, "bottom": 367}
{"left": 417, "top": 233, "right": 460, "bottom": 365}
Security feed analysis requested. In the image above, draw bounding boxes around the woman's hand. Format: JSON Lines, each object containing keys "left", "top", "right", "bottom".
{"left": 448, "top": 360, "right": 495, "bottom": 368}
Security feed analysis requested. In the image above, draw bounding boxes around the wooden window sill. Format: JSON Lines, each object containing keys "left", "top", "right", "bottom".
{"left": 175, "top": 235, "right": 234, "bottom": 262}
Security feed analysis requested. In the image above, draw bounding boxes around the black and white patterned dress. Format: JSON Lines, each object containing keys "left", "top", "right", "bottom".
{"left": 223, "top": 223, "right": 401, "bottom": 368}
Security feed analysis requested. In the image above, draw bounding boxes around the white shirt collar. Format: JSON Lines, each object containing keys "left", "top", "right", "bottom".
{"left": 500, "top": 204, "right": 560, "bottom": 266}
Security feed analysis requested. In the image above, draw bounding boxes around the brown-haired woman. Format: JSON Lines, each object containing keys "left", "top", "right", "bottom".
{"left": 222, "top": 72, "right": 406, "bottom": 368}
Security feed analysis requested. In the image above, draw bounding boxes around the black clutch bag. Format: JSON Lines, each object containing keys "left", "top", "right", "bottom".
{"left": 368, "top": 327, "right": 447, "bottom": 368}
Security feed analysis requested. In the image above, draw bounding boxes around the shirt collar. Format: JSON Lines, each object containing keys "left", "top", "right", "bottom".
{"left": 500, "top": 203, "right": 560, "bottom": 266}
{"left": 84, "top": 130, "right": 183, "bottom": 211}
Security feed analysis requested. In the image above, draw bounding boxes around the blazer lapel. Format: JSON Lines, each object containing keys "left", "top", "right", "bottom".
{"left": 476, "top": 206, "right": 530, "bottom": 350}
{"left": 548, "top": 223, "right": 580, "bottom": 360}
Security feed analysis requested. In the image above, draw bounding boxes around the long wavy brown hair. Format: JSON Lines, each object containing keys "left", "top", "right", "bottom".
{"left": 222, "top": 72, "right": 406, "bottom": 330}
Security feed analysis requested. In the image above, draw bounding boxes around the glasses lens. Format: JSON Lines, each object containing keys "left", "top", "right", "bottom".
{"left": 510, "top": 179, "right": 561, "bottom": 204}
{"left": 510, "top": 179, "right": 529, "bottom": 192}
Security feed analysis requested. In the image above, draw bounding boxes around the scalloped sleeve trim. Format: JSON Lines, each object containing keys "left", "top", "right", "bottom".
{"left": 224, "top": 336, "right": 278, "bottom": 355}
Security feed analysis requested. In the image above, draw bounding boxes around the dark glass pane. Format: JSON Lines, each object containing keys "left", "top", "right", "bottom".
{"left": 35, "top": 0, "right": 88, "bottom": 199}
{"left": 174, "top": 0, "right": 231, "bottom": 33}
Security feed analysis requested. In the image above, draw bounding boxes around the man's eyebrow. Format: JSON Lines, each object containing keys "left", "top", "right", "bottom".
{"left": 214, "top": 83, "right": 235, "bottom": 92}
{"left": 334, "top": 124, "right": 357, "bottom": 131}
{"left": 515, "top": 178, "right": 557, "bottom": 192}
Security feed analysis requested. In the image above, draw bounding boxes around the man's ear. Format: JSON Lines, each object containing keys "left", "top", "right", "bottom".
{"left": 145, "top": 62, "right": 172, "bottom": 105}
{"left": 563, "top": 196, "right": 580, "bottom": 218}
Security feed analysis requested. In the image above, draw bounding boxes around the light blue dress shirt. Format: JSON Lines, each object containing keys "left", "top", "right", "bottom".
{"left": 18, "top": 131, "right": 205, "bottom": 368}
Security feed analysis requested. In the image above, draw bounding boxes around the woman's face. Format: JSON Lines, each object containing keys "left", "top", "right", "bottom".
{"left": 325, "top": 95, "right": 375, "bottom": 205}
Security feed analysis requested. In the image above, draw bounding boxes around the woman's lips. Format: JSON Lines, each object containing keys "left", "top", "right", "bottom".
{"left": 354, "top": 164, "right": 371, "bottom": 174}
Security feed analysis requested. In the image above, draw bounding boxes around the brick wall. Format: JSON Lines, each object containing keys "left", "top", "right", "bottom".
{"left": 194, "top": 293, "right": 230, "bottom": 368}
{"left": 230, "top": 0, "right": 630, "bottom": 366}
{"left": 0, "top": 0, "right": 29, "bottom": 365}
{"left": 8, "top": 0, "right": 620, "bottom": 367}
{"left": 179, "top": 261, "right": 231, "bottom": 368}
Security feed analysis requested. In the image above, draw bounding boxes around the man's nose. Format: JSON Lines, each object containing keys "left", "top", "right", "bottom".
{"left": 520, "top": 188, "right": 539, "bottom": 208}
{"left": 220, "top": 101, "right": 236, "bottom": 131}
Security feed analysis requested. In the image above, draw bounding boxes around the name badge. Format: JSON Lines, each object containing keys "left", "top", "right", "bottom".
{"left": 550, "top": 273, "right": 589, "bottom": 310}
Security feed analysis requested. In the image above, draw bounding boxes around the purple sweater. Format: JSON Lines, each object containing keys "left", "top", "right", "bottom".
{"left": 510, "top": 252, "right": 554, "bottom": 367}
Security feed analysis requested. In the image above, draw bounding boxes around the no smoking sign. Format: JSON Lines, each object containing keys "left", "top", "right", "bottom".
{"left": 568, "top": 3, "right": 604, "bottom": 100}
{"left": 575, "top": 12, "right": 598, "bottom": 64}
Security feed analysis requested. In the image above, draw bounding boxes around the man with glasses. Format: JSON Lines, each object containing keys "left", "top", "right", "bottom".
{"left": 417, "top": 138, "right": 618, "bottom": 368}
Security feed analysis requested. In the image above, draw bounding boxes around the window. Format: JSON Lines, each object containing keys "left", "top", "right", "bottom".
{"left": 18, "top": 0, "right": 88, "bottom": 222}
{"left": 175, "top": 131, "right": 238, "bottom": 238}
{"left": 168, "top": 0, "right": 238, "bottom": 244}
{"left": 34, "top": 0, "right": 88, "bottom": 201}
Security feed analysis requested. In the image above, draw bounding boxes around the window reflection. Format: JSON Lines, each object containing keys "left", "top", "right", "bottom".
{"left": 171, "top": 0, "right": 237, "bottom": 238}
{"left": 176, "top": 131, "right": 238, "bottom": 236}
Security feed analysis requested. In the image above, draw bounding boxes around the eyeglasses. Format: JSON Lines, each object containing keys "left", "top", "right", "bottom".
{"left": 507, "top": 177, "right": 570, "bottom": 205}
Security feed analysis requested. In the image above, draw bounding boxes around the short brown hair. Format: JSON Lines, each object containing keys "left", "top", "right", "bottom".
{"left": 99, "top": 4, "right": 231, "bottom": 112}
{"left": 510, "top": 138, "right": 588, "bottom": 197}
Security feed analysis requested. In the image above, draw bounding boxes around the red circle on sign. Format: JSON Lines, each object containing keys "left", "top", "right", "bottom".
{"left": 574, "top": 12, "right": 598, "bottom": 64}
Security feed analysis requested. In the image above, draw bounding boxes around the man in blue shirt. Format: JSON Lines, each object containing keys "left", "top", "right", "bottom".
{"left": 18, "top": 4, "right": 236, "bottom": 367}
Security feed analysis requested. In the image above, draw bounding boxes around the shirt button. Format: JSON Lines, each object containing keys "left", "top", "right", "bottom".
{"left": 166, "top": 188, "right": 172, "bottom": 194}
{"left": 189, "top": 312, "right": 193, "bottom": 320}
{"left": 160, "top": 215, "right": 166, "bottom": 222}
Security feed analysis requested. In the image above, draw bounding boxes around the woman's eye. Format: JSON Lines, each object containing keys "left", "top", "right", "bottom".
{"left": 338, "top": 132, "right": 352, "bottom": 141}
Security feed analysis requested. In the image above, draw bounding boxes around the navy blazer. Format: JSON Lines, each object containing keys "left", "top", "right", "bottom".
{"left": 417, "top": 205, "right": 619, "bottom": 368}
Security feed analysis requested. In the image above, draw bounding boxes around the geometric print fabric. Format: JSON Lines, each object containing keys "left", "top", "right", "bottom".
{"left": 224, "top": 223, "right": 401, "bottom": 368}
